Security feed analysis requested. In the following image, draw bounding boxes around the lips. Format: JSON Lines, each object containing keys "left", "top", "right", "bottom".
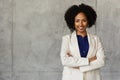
{"left": 79, "top": 26, "right": 84, "bottom": 30}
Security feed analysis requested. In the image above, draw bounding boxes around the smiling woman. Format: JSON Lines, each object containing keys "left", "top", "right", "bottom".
{"left": 60, "top": 3, "right": 105, "bottom": 80}
{"left": 74, "top": 12, "right": 88, "bottom": 37}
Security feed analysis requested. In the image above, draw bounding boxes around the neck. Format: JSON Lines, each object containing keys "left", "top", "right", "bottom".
{"left": 76, "top": 30, "right": 87, "bottom": 37}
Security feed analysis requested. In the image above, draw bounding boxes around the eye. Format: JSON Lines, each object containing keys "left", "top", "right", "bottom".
{"left": 75, "top": 19, "right": 80, "bottom": 22}
{"left": 82, "top": 19, "right": 87, "bottom": 22}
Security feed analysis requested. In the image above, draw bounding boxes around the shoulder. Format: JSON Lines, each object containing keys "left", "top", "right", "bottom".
{"left": 88, "top": 33, "right": 101, "bottom": 42}
{"left": 62, "top": 34, "right": 71, "bottom": 40}
{"left": 89, "top": 33, "right": 99, "bottom": 39}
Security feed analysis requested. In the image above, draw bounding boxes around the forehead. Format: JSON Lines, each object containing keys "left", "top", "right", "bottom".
{"left": 75, "top": 12, "right": 87, "bottom": 19}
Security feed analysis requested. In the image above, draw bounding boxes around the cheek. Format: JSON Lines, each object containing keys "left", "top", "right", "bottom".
{"left": 74, "top": 22, "right": 79, "bottom": 26}
{"left": 74, "top": 24, "right": 79, "bottom": 29}
{"left": 84, "top": 22, "right": 88, "bottom": 26}
{"left": 74, "top": 24, "right": 78, "bottom": 30}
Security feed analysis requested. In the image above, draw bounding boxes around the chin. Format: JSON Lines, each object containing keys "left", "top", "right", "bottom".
{"left": 78, "top": 30, "right": 85, "bottom": 33}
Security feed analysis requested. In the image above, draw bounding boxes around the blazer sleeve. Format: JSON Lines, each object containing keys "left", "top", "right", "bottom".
{"left": 80, "top": 36, "right": 105, "bottom": 72}
{"left": 60, "top": 35, "right": 89, "bottom": 67}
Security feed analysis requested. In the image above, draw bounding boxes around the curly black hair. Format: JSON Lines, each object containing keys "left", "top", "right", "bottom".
{"left": 64, "top": 3, "right": 97, "bottom": 32}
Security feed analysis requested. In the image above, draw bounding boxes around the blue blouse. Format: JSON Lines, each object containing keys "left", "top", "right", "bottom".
{"left": 77, "top": 35, "right": 89, "bottom": 57}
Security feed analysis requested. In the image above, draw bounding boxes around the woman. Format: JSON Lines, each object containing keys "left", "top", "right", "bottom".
{"left": 60, "top": 3, "right": 105, "bottom": 80}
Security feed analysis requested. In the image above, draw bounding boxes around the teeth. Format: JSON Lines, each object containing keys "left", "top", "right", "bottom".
{"left": 79, "top": 27, "right": 83, "bottom": 29}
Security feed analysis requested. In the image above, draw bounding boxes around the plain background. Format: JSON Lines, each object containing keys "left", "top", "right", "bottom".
{"left": 0, "top": 0, "right": 120, "bottom": 80}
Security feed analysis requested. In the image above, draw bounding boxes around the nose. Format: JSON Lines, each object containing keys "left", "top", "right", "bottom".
{"left": 79, "top": 21, "right": 83, "bottom": 26}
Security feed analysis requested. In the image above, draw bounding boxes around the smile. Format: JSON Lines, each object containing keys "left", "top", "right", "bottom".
{"left": 79, "top": 26, "right": 84, "bottom": 30}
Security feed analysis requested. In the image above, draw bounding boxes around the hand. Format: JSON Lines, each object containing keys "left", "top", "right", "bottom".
{"left": 72, "top": 67, "right": 79, "bottom": 69}
{"left": 89, "top": 56, "right": 97, "bottom": 62}
{"left": 67, "top": 53, "right": 79, "bottom": 69}
{"left": 67, "top": 52, "right": 73, "bottom": 57}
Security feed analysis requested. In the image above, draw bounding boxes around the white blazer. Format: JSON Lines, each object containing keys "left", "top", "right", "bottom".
{"left": 60, "top": 31, "right": 105, "bottom": 80}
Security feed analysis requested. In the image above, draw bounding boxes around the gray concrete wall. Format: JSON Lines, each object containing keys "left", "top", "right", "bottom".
{"left": 0, "top": 0, "right": 120, "bottom": 80}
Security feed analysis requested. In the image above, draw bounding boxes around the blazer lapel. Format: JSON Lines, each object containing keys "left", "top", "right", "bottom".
{"left": 87, "top": 32, "right": 94, "bottom": 58}
{"left": 69, "top": 31, "right": 80, "bottom": 57}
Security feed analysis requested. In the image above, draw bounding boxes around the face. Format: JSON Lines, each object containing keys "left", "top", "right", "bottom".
{"left": 74, "top": 12, "right": 88, "bottom": 34}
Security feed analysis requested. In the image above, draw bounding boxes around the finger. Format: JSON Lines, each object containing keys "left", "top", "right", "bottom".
{"left": 72, "top": 67, "right": 79, "bottom": 69}
{"left": 95, "top": 56, "right": 97, "bottom": 59}
{"left": 67, "top": 53, "right": 72, "bottom": 56}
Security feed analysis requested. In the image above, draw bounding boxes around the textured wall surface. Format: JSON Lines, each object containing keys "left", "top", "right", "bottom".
{"left": 97, "top": 0, "right": 120, "bottom": 80}
{"left": 0, "top": 0, "right": 120, "bottom": 80}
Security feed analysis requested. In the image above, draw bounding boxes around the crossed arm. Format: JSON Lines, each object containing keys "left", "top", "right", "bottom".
{"left": 60, "top": 36, "right": 105, "bottom": 72}
{"left": 67, "top": 52, "right": 97, "bottom": 69}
